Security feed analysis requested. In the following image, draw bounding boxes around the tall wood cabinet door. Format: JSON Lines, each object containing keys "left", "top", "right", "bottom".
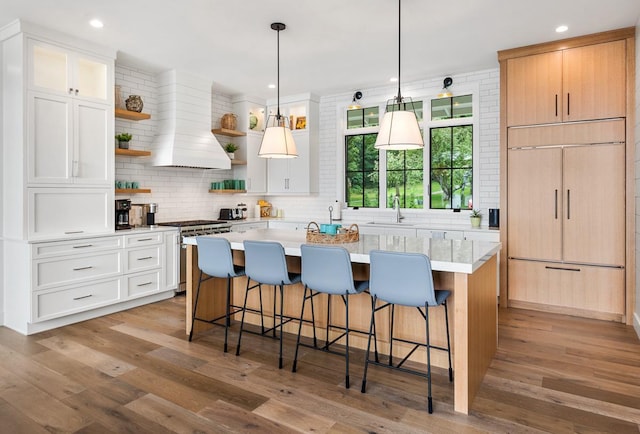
{"left": 563, "top": 144, "right": 625, "bottom": 265}
{"left": 507, "top": 147, "right": 562, "bottom": 261}
{"left": 28, "top": 91, "right": 73, "bottom": 184}
{"left": 506, "top": 51, "right": 563, "bottom": 127}
{"left": 562, "top": 40, "right": 626, "bottom": 122}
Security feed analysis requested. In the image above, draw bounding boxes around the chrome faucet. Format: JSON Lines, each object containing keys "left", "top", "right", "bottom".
{"left": 393, "top": 194, "right": 403, "bottom": 223}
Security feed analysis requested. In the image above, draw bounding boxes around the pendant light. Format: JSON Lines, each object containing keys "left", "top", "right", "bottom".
{"left": 259, "top": 22, "right": 298, "bottom": 158}
{"left": 374, "top": 0, "right": 424, "bottom": 150}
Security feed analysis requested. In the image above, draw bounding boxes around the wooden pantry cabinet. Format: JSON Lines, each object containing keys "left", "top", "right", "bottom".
{"left": 498, "top": 28, "right": 635, "bottom": 322}
{"left": 505, "top": 39, "right": 626, "bottom": 127}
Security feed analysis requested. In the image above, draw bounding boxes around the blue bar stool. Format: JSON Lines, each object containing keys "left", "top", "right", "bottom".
{"left": 236, "top": 240, "right": 301, "bottom": 369}
{"left": 292, "top": 244, "right": 370, "bottom": 389}
{"left": 189, "top": 237, "right": 245, "bottom": 353}
{"left": 361, "top": 250, "right": 453, "bottom": 414}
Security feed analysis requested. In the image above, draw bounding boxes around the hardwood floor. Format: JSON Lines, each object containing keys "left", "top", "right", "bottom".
{"left": 1, "top": 295, "right": 639, "bottom": 433}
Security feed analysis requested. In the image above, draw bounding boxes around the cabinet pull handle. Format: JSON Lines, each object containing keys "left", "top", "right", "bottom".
{"left": 73, "top": 294, "right": 93, "bottom": 300}
{"left": 72, "top": 244, "right": 93, "bottom": 249}
{"left": 554, "top": 189, "right": 558, "bottom": 219}
{"left": 137, "top": 281, "right": 153, "bottom": 286}
{"left": 72, "top": 266, "right": 93, "bottom": 271}
{"left": 137, "top": 238, "right": 153, "bottom": 242}
{"left": 566, "top": 93, "right": 570, "bottom": 116}
{"left": 545, "top": 265, "right": 580, "bottom": 272}
{"left": 566, "top": 189, "right": 570, "bottom": 220}
{"left": 555, "top": 94, "right": 558, "bottom": 116}
{"left": 137, "top": 256, "right": 153, "bottom": 260}
{"left": 65, "top": 230, "right": 84, "bottom": 234}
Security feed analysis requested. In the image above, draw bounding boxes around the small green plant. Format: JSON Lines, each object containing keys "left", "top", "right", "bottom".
{"left": 224, "top": 143, "right": 239, "bottom": 153}
{"left": 470, "top": 209, "right": 482, "bottom": 218}
{"left": 115, "top": 133, "right": 132, "bottom": 142}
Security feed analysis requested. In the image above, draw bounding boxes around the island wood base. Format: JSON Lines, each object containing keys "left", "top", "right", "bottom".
{"left": 185, "top": 245, "right": 497, "bottom": 414}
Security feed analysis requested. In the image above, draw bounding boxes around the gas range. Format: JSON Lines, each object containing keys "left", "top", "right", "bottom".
{"left": 157, "top": 219, "right": 232, "bottom": 240}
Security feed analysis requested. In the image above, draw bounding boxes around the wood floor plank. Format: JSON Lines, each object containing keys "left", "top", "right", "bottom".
{"left": 198, "top": 399, "right": 301, "bottom": 433}
{"left": 252, "top": 398, "right": 337, "bottom": 433}
{"left": 0, "top": 398, "right": 51, "bottom": 434}
{"left": 37, "top": 335, "right": 137, "bottom": 377}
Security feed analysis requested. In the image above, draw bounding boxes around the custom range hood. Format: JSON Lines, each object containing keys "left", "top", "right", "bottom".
{"left": 150, "top": 70, "right": 231, "bottom": 169}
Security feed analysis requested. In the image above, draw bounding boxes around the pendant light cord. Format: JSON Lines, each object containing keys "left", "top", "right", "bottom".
{"left": 276, "top": 26, "right": 281, "bottom": 120}
{"left": 396, "top": 0, "right": 402, "bottom": 102}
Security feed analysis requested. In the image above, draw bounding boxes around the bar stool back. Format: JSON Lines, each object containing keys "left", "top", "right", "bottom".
{"left": 292, "top": 244, "right": 369, "bottom": 388}
{"left": 236, "top": 240, "right": 301, "bottom": 369}
{"left": 361, "top": 250, "right": 453, "bottom": 414}
{"left": 189, "top": 237, "right": 245, "bottom": 353}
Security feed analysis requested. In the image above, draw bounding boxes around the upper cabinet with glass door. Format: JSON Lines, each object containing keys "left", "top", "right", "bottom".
{"left": 28, "top": 39, "right": 111, "bottom": 103}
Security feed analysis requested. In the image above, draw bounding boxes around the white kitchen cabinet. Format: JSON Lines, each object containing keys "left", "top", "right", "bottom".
{"left": 163, "top": 230, "right": 180, "bottom": 291}
{"left": 28, "top": 91, "right": 112, "bottom": 186}
{"left": 265, "top": 93, "right": 319, "bottom": 194}
{"left": 462, "top": 230, "right": 500, "bottom": 242}
{"left": 360, "top": 224, "right": 417, "bottom": 237}
{"left": 28, "top": 39, "right": 110, "bottom": 103}
{"left": 267, "top": 221, "right": 310, "bottom": 231}
{"left": 28, "top": 189, "right": 112, "bottom": 239}
{"left": 416, "top": 229, "right": 464, "bottom": 240}
{"left": 232, "top": 96, "right": 267, "bottom": 194}
{"left": 232, "top": 221, "right": 268, "bottom": 232}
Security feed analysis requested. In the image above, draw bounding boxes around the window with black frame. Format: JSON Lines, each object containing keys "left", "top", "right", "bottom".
{"left": 345, "top": 133, "right": 379, "bottom": 208}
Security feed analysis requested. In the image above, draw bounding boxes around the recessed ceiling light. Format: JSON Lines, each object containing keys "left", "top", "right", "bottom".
{"left": 89, "top": 19, "right": 104, "bottom": 28}
{"left": 268, "top": 84, "right": 276, "bottom": 89}
{"left": 556, "top": 25, "right": 568, "bottom": 33}
{"left": 390, "top": 77, "right": 398, "bottom": 83}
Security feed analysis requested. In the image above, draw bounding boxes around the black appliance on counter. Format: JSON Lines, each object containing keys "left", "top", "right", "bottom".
{"left": 219, "top": 208, "right": 243, "bottom": 220}
{"left": 157, "top": 220, "right": 233, "bottom": 293}
{"left": 489, "top": 208, "right": 500, "bottom": 228}
{"left": 115, "top": 199, "right": 131, "bottom": 230}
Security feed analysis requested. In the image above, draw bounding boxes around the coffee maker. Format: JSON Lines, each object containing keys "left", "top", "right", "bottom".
{"left": 115, "top": 199, "right": 131, "bottom": 230}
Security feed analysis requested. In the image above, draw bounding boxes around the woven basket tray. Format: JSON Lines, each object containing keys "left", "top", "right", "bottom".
{"left": 306, "top": 222, "right": 359, "bottom": 244}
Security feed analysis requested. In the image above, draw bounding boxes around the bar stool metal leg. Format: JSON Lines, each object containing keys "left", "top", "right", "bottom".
{"left": 444, "top": 300, "right": 453, "bottom": 382}
{"left": 425, "top": 302, "right": 433, "bottom": 414}
{"left": 188, "top": 270, "right": 204, "bottom": 342}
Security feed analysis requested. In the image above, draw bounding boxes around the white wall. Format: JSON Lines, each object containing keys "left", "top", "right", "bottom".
{"left": 634, "top": 21, "right": 640, "bottom": 337}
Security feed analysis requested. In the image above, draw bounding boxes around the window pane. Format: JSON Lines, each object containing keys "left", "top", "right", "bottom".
{"left": 431, "top": 128, "right": 452, "bottom": 168}
{"left": 452, "top": 168, "right": 473, "bottom": 209}
{"left": 387, "top": 150, "right": 403, "bottom": 171}
{"left": 406, "top": 170, "right": 424, "bottom": 208}
{"left": 452, "top": 95, "right": 472, "bottom": 118}
{"left": 347, "top": 109, "right": 363, "bottom": 129}
{"left": 363, "top": 134, "right": 378, "bottom": 171}
{"left": 430, "top": 169, "right": 451, "bottom": 209}
{"left": 363, "top": 171, "right": 379, "bottom": 207}
{"left": 452, "top": 126, "right": 472, "bottom": 167}
{"left": 431, "top": 97, "right": 451, "bottom": 120}
{"left": 406, "top": 148, "right": 423, "bottom": 170}
{"left": 364, "top": 107, "right": 379, "bottom": 127}
{"left": 346, "top": 135, "right": 363, "bottom": 171}
{"left": 346, "top": 172, "right": 363, "bottom": 207}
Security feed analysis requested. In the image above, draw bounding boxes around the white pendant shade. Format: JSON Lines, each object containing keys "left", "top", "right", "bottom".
{"left": 258, "top": 124, "right": 298, "bottom": 158}
{"left": 374, "top": 110, "right": 424, "bottom": 150}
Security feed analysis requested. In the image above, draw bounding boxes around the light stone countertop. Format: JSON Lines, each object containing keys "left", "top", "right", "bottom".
{"left": 183, "top": 228, "right": 501, "bottom": 274}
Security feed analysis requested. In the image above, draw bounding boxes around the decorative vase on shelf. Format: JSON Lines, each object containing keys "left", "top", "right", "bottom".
{"left": 118, "top": 140, "right": 130, "bottom": 149}
{"left": 125, "top": 95, "right": 144, "bottom": 112}
{"left": 249, "top": 112, "right": 258, "bottom": 130}
{"left": 226, "top": 152, "right": 235, "bottom": 160}
{"left": 221, "top": 113, "right": 237, "bottom": 130}
{"left": 114, "top": 85, "right": 124, "bottom": 109}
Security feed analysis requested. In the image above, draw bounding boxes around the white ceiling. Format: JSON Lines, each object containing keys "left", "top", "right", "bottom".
{"left": 1, "top": 0, "right": 639, "bottom": 100}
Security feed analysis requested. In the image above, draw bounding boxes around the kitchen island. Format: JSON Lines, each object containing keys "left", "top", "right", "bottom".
{"left": 183, "top": 228, "right": 501, "bottom": 414}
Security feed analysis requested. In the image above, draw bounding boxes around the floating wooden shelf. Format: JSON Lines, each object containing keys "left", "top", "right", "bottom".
{"left": 209, "top": 189, "right": 247, "bottom": 194}
{"left": 211, "top": 128, "right": 246, "bottom": 137}
{"left": 115, "top": 148, "right": 152, "bottom": 157}
{"left": 115, "top": 108, "right": 151, "bottom": 121}
{"left": 115, "top": 188, "right": 151, "bottom": 194}
{"left": 230, "top": 159, "right": 246, "bottom": 166}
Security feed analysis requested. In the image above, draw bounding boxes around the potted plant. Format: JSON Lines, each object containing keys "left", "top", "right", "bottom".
{"left": 470, "top": 209, "right": 482, "bottom": 228}
{"left": 115, "top": 132, "right": 132, "bottom": 149}
{"left": 224, "top": 143, "right": 238, "bottom": 159}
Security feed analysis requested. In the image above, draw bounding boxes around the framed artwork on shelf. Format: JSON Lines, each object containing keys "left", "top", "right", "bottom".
{"left": 295, "top": 116, "right": 306, "bottom": 130}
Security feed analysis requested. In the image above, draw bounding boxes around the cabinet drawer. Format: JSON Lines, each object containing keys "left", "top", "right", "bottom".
{"left": 508, "top": 259, "right": 624, "bottom": 317}
{"left": 34, "top": 251, "right": 122, "bottom": 290}
{"left": 463, "top": 231, "right": 500, "bottom": 242}
{"left": 125, "top": 232, "right": 163, "bottom": 247}
{"left": 33, "top": 277, "right": 121, "bottom": 322}
{"left": 32, "top": 235, "right": 122, "bottom": 259}
{"left": 126, "top": 246, "right": 161, "bottom": 273}
{"left": 126, "top": 270, "right": 161, "bottom": 298}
